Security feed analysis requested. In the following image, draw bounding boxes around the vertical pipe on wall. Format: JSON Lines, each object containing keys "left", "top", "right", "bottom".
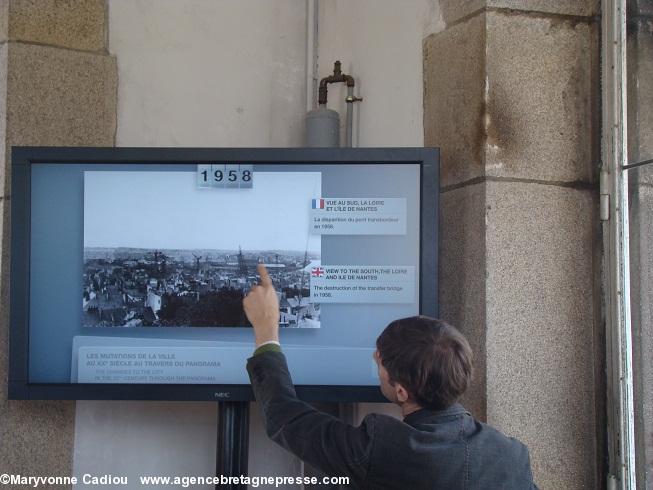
{"left": 306, "top": 0, "right": 319, "bottom": 112}
{"left": 346, "top": 85, "right": 354, "bottom": 147}
{"left": 601, "top": 0, "right": 637, "bottom": 487}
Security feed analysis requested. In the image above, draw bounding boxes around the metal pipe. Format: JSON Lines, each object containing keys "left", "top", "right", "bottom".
{"left": 215, "top": 401, "right": 249, "bottom": 489}
{"left": 346, "top": 85, "right": 353, "bottom": 147}
{"left": 305, "top": 0, "right": 318, "bottom": 112}
{"left": 318, "top": 61, "right": 355, "bottom": 106}
{"left": 312, "top": 61, "right": 361, "bottom": 148}
{"left": 601, "top": 0, "right": 637, "bottom": 487}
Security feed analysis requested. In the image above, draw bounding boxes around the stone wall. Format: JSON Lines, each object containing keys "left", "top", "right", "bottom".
{"left": 0, "top": 1, "right": 612, "bottom": 487}
{"left": 0, "top": 0, "right": 116, "bottom": 479}
{"left": 424, "top": 1, "right": 602, "bottom": 488}
{"left": 627, "top": 1, "right": 653, "bottom": 488}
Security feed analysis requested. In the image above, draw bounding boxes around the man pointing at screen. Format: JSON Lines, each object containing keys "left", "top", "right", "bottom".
{"left": 243, "top": 264, "right": 537, "bottom": 489}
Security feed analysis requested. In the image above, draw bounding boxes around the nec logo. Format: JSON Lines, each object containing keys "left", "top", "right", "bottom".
{"left": 214, "top": 392, "right": 231, "bottom": 399}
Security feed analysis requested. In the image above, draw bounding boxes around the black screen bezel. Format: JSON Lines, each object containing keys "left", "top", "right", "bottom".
{"left": 8, "top": 146, "right": 439, "bottom": 402}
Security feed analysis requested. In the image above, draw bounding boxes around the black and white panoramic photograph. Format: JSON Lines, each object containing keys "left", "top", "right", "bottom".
{"left": 82, "top": 170, "right": 321, "bottom": 329}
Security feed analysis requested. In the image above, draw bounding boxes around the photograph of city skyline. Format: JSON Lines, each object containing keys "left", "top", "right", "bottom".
{"left": 83, "top": 247, "right": 320, "bottom": 328}
{"left": 82, "top": 170, "right": 322, "bottom": 328}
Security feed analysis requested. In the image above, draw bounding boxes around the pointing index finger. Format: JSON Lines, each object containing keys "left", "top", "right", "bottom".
{"left": 258, "top": 263, "right": 272, "bottom": 287}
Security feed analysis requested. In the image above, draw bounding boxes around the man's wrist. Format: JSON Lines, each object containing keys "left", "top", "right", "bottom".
{"left": 255, "top": 333, "right": 280, "bottom": 348}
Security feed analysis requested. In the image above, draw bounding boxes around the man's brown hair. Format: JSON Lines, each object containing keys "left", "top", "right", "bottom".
{"left": 376, "top": 316, "right": 473, "bottom": 410}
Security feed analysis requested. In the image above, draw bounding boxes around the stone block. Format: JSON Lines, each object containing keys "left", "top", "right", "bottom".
{"left": 438, "top": 0, "right": 485, "bottom": 26}
{"left": 439, "top": 182, "right": 487, "bottom": 419}
{"left": 628, "top": 184, "right": 653, "bottom": 489}
{"left": 485, "top": 11, "right": 598, "bottom": 184}
{"left": 438, "top": 0, "right": 597, "bottom": 25}
{"left": 2, "top": 42, "right": 116, "bottom": 194}
{"left": 7, "top": 0, "right": 106, "bottom": 52}
{"left": 628, "top": 0, "right": 653, "bottom": 16}
{"left": 484, "top": 181, "right": 597, "bottom": 489}
{"left": 0, "top": 399, "right": 76, "bottom": 476}
{"left": 424, "top": 11, "right": 598, "bottom": 188}
{"left": 0, "top": 44, "right": 6, "bottom": 194}
{"left": 627, "top": 18, "right": 653, "bottom": 184}
{"left": 488, "top": 0, "right": 597, "bottom": 17}
{"left": 0, "top": 0, "right": 8, "bottom": 43}
{"left": 423, "top": 13, "right": 486, "bottom": 188}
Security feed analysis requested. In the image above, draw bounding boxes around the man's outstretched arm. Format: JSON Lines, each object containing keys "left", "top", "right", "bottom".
{"left": 243, "top": 264, "right": 374, "bottom": 481}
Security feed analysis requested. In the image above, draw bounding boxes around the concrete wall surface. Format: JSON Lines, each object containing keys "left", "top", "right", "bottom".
{"left": 71, "top": 1, "right": 438, "bottom": 488}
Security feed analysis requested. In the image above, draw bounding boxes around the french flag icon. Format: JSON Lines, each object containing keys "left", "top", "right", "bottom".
{"left": 312, "top": 198, "right": 325, "bottom": 209}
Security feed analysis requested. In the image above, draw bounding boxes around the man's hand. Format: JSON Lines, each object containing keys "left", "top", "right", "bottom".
{"left": 243, "top": 264, "right": 280, "bottom": 347}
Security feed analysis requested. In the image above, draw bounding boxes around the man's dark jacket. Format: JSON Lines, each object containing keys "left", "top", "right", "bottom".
{"left": 247, "top": 350, "right": 537, "bottom": 490}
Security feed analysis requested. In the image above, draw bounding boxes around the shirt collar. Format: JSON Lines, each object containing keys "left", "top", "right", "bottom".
{"left": 403, "top": 402, "right": 469, "bottom": 424}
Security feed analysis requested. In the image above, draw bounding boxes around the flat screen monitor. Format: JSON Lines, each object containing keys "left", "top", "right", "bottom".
{"left": 8, "top": 147, "right": 439, "bottom": 401}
